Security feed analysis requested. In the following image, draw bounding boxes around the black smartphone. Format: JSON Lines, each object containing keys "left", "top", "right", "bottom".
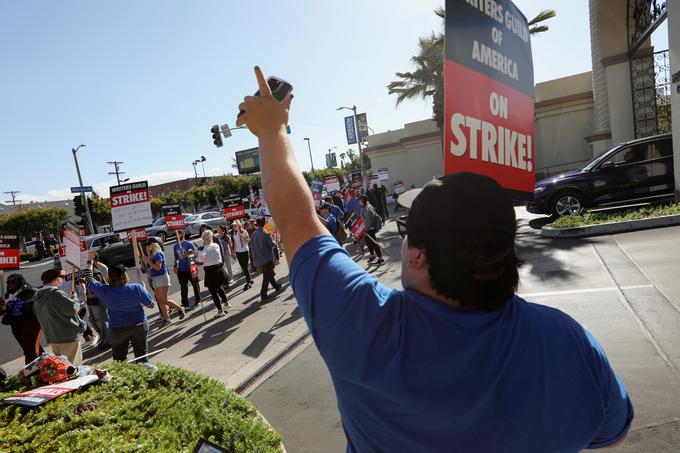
{"left": 237, "top": 76, "right": 293, "bottom": 118}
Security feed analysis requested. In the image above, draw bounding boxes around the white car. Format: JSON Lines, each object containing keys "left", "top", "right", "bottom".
{"left": 183, "top": 211, "right": 228, "bottom": 238}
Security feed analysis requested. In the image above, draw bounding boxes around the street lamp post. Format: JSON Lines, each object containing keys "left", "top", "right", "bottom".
{"left": 337, "top": 105, "right": 365, "bottom": 190}
{"left": 303, "top": 138, "right": 315, "bottom": 173}
{"left": 200, "top": 156, "right": 207, "bottom": 179}
{"left": 192, "top": 160, "right": 199, "bottom": 183}
{"left": 72, "top": 144, "right": 95, "bottom": 235}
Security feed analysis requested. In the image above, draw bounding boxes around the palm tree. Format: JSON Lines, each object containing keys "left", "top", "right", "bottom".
{"left": 388, "top": 8, "right": 556, "bottom": 129}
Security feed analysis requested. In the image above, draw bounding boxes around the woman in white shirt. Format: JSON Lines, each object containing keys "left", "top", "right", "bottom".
{"left": 232, "top": 220, "right": 254, "bottom": 290}
{"left": 198, "top": 230, "right": 229, "bottom": 318}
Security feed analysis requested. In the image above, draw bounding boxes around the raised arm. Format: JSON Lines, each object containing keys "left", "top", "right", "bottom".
{"left": 237, "top": 67, "right": 329, "bottom": 265}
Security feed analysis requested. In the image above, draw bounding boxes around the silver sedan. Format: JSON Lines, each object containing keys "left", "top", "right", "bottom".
{"left": 183, "top": 211, "right": 229, "bottom": 238}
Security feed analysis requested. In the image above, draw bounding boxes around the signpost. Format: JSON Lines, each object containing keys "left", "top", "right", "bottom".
{"left": 444, "top": 0, "right": 535, "bottom": 198}
{"left": 110, "top": 181, "right": 153, "bottom": 286}
{"left": 310, "top": 180, "right": 324, "bottom": 208}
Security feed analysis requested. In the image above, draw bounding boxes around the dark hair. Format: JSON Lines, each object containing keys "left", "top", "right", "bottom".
{"left": 41, "top": 268, "right": 63, "bottom": 284}
{"left": 256, "top": 217, "right": 266, "bottom": 228}
{"left": 108, "top": 264, "right": 129, "bottom": 286}
{"left": 320, "top": 203, "right": 331, "bottom": 211}
{"left": 406, "top": 173, "right": 520, "bottom": 311}
{"left": 5, "top": 273, "right": 29, "bottom": 297}
{"left": 358, "top": 195, "right": 369, "bottom": 205}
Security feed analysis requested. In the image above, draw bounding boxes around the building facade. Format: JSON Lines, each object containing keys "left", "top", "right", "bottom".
{"left": 148, "top": 177, "right": 216, "bottom": 199}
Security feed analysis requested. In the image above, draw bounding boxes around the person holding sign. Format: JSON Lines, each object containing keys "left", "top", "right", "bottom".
{"left": 173, "top": 230, "right": 202, "bottom": 310}
{"left": 145, "top": 242, "right": 185, "bottom": 326}
{"left": 235, "top": 66, "right": 632, "bottom": 451}
{"left": 0, "top": 274, "right": 44, "bottom": 364}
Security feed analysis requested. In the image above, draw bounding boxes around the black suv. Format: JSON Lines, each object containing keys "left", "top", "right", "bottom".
{"left": 528, "top": 134, "right": 674, "bottom": 217}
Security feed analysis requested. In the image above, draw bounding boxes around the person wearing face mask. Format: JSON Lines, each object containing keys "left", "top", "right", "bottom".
{"left": 0, "top": 273, "right": 44, "bottom": 364}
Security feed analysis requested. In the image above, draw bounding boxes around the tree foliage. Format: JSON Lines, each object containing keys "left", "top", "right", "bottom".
{"left": 0, "top": 207, "right": 68, "bottom": 239}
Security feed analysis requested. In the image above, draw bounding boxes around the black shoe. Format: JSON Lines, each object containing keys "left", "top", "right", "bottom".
{"left": 97, "top": 342, "right": 111, "bottom": 351}
{"left": 376, "top": 258, "right": 385, "bottom": 265}
{"left": 367, "top": 256, "right": 376, "bottom": 263}
{"left": 178, "top": 308, "right": 186, "bottom": 320}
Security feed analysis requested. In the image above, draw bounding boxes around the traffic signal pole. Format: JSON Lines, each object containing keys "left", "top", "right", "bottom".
{"left": 72, "top": 147, "right": 95, "bottom": 235}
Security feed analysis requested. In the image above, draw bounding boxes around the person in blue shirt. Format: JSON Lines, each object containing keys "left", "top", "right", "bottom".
{"left": 319, "top": 203, "right": 339, "bottom": 237}
{"left": 323, "top": 196, "right": 344, "bottom": 221}
{"left": 173, "top": 230, "right": 201, "bottom": 310}
{"left": 235, "top": 67, "right": 633, "bottom": 452}
{"left": 145, "top": 241, "right": 185, "bottom": 327}
{"left": 84, "top": 255, "right": 155, "bottom": 363}
{"left": 344, "top": 189, "right": 362, "bottom": 220}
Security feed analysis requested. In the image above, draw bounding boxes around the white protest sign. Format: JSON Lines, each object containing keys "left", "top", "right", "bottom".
{"left": 109, "top": 181, "right": 153, "bottom": 232}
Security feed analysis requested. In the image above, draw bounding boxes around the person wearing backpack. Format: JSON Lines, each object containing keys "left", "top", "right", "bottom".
{"left": 359, "top": 195, "right": 384, "bottom": 265}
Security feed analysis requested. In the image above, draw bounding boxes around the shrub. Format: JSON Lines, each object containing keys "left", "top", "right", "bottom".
{"left": 0, "top": 362, "right": 282, "bottom": 452}
{"left": 547, "top": 202, "right": 680, "bottom": 228}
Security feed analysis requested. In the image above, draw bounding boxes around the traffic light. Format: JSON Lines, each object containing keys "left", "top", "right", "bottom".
{"left": 73, "top": 195, "right": 83, "bottom": 216}
{"left": 88, "top": 197, "right": 94, "bottom": 213}
{"left": 211, "top": 125, "right": 223, "bottom": 148}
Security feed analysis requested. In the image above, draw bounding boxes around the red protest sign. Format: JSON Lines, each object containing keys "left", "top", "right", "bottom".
{"left": 127, "top": 229, "right": 148, "bottom": 242}
{"left": 444, "top": 0, "right": 535, "bottom": 197}
{"left": 162, "top": 204, "right": 185, "bottom": 230}
{"left": 0, "top": 234, "right": 20, "bottom": 269}
{"left": 224, "top": 204, "right": 246, "bottom": 220}
{"left": 349, "top": 217, "right": 366, "bottom": 241}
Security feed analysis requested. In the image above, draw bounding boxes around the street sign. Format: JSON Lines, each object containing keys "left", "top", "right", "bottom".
{"left": 70, "top": 186, "right": 93, "bottom": 194}
{"left": 444, "top": 0, "right": 535, "bottom": 198}
{"left": 220, "top": 124, "right": 232, "bottom": 139}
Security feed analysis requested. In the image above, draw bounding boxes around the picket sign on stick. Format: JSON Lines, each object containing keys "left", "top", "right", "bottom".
{"left": 131, "top": 234, "right": 146, "bottom": 290}
{"left": 345, "top": 213, "right": 390, "bottom": 257}
{"left": 0, "top": 270, "right": 5, "bottom": 300}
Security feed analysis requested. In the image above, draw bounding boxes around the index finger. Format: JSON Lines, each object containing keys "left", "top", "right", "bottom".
{"left": 254, "top": 66, "right": 272, "bottom": 98}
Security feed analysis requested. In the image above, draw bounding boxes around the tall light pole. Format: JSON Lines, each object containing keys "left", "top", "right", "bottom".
{"left": 199, "top": 156, "right": 207, "bottom": 179}
{"left": 337, "top": 106, "right": 365, "bottom": 190}
{"left": 72, "top": 144, "right": 95, "bottom": 234}
{"left": 303, "top": 138, "right": 315, "bottom": 172}
{"left": 107, "top": 161, "right": 125, "bottom": 185}
{"left": 192, "top": 160, "right": 199, "bottom": 183}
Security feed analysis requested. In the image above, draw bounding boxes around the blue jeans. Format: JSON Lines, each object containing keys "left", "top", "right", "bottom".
{"left": 110, "top": 320, "right": 149, "bottom": 362}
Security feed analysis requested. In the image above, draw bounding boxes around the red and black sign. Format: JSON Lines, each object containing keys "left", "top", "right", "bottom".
{"left": 345, "top": 170, "right": 363, "bottom": 189}
{"left": 222, "top": 197, "right": 246, "bottom": 221}
{"left": 127, "top": 229, "right": 148, "bottom": 242}
{"left": 162, "top": 204, "right": 185, "bottom": 231}
{"left": 444, "top": 0, "right": 535, "bottom": 197}
{"left": 347, "top": 216, "right": 366, "bottom": 241}
{"left": 0, "top": 234, "right": 20, "bottom": 270}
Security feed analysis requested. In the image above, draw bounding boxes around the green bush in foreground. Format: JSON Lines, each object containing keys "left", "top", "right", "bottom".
{"left": 0, "top": 362, "right": 282, "bottom": 452}
{"left": 547, "top": 202, "right": 680, "bottom": 229}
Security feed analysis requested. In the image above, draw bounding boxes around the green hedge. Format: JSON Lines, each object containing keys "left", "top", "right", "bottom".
{"left": 0, "top": 362, "right": 282, "bottom": 452}
{"left": 547, "top": 202, "right": 680, "bottom": 229}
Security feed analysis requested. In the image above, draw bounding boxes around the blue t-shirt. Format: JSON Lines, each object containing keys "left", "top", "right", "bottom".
{"left": 88, "top": 281, "right": 154, "bottom": 328}
{"left": 345, "top": 197, "right": 361, "bottom": 218}
{"left": 149, "top": 251, "right": 167, "bottom": 277}
{"left": 330, "top": 204, "right": 344, "bottom": 220}
{"left": 290, "top": 236, "right": 634, "bottom": 453}
{"left": 324, "top": 214, "right": 339, "bottom": 236}
{"left": 174, "top": 240, "right": 196, "bottom": 272}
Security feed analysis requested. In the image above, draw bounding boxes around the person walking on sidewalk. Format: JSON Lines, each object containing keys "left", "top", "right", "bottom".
{"left": 232, "top": 220, "right": 254, "bottom": 290}
{"left": 85, "top": 270, "right": 111, "bottom": 350}
{"left": 0, "top": 273, "right": 44, "bottom": 364}
{"left": 32, "top": 269, "right": 85, "bottom": 365}
{"left": 359, "top": 195, "right": 384, "bottom": 265}
{"left": 250, "top": 217, "right": 281, "bottom": 302}
{"left": 145, "top": 241, "right": 185, "bottom": 327}
{"left": 217, "top": 224, "right": 235, "bottom": 286}
{"left": 197, "top": 230, "right": 229, "bottom": 318}
{"left": 83, "top": 256, "right": 155, "bottom": 363}
{"left": 173, "top": 231, "right": 201, "bottom": 310}
{"left": 235, "top": 66, "right": 633, "bottom": 452}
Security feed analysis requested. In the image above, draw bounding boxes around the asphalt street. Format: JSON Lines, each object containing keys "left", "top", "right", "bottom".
{"left": 249, "top": 208, "right": 680, "bottom": 452}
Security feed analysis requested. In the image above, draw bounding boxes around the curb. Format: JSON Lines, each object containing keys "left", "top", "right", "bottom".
{"left": 541, "top": 214, "right": 680, "bottom": 238}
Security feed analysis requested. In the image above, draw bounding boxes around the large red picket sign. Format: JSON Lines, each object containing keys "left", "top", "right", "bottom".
{"left": 0, "top": 234, "right": 20, "bottom": 269}
{"left": 444, "top": 0, "right": 535, "bottom": 197}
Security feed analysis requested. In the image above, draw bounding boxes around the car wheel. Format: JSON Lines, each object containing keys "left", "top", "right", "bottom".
{"left": 551, "top": 191, "right": 585, "bottom": 217}
{"left": 157, "top": 231, "right": 167, "bottom": 242}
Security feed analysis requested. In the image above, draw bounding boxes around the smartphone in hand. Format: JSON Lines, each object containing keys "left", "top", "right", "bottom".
{"left": 237, "top": 76, "right": 293, "bottom": 119}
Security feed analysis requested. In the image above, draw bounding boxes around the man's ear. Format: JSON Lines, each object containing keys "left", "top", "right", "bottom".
{"left": 405, "top": 246, "right": 428, "bottom": 270}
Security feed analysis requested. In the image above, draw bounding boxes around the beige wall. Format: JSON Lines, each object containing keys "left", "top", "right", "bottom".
{"left": 669, "top": 0, "right": 680, "bottom": 191}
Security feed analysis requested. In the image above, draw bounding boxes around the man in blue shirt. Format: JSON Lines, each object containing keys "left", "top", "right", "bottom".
{"left": 323, "top": 196, "right": 344, "bottom": 221}
{"left": 173, "top": 231, "right": 201, "bottom": 310}
{"left": 235, "top": 67, "right": 633, "bottom": 452}
{"left": 344, "top": 190, "right": 362, "bottom": 220}
{"left": 319, "top": 203, "right": 339, "bottom": 237}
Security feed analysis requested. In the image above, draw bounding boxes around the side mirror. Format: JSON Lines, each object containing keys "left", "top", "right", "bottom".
{"left": 599, "top": 161, "right": 614, "bottom": 171}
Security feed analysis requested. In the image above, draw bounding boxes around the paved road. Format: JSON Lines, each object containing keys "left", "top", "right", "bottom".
{"left": 250, "top": 209, "right": 680, "bottom": 452}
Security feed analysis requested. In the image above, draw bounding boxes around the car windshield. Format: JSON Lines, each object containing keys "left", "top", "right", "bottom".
{"left": 152, "top": 217, "right": 165, "bottom": 226}
{"left": 581, "top": 144, "right": 624, "bottom": 171}
{"left": 185, "top": 215, "right": 199, "bottom": 222}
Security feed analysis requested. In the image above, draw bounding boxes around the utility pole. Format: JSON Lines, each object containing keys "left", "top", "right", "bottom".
{"left": 72, "top": 145, "right": 95, "bottom": 235}
{"left": 107, "top": 161, "right": 126, "bottom": 185}
{"left": 3, "top": 191, "right": 22, "bottom": 208}
{"left": 303, "top": 138, "right": 315, "bottom": 172}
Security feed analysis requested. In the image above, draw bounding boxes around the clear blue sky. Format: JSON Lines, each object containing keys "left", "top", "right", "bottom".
{"left": 0, "top": 1, "right": 669, "bottom": 202}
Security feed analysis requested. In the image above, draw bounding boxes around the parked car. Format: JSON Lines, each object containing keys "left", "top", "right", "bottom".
{"left": 527, "top": 133, "right": 674, "bottom": 217}
{"left": 53, "top": 232, "right": 165, "bottom": 269}
{"left": 183, "top": 211, "right": 228, "bottom": 238}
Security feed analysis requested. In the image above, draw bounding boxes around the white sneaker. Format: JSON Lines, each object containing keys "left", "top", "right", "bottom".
{"left": 214, "top": 310, "right": 226, "bottom": 318}
{"left": 82, "top": 334, "right": 100, "bottom": 349}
